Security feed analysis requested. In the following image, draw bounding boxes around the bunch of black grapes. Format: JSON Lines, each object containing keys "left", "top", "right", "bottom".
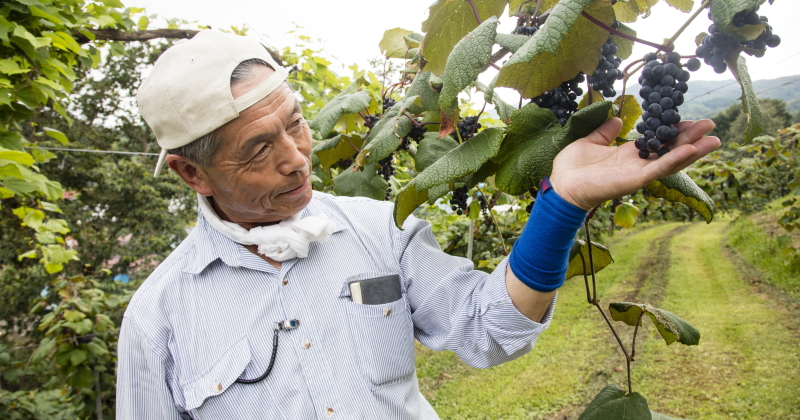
{"left": 588, "top": 38, "right": 623, "bottom": 98}
{"left": 378, "top": 154, "right": 395, "bottom": 200}
{"left": 364, "top": 114, "right": 380, "bottom": 129}
{"left": 450, "top": 116, "right": 481, "bottom": 141}
{"left": 400, "top": 122, "right": 428, "bottom": 151}
{"left": 382, "top": 97, "right": 396, "bottom": 111}
{"left": 695, "top": 9, "right": 779, "bottom": 74}
{"left": 531, "top": 73, "right": 585, "bottom": 126}
{"left": 634, "top": 51, "right": 701, "bottom": 159}
{"left": 514, "top": 25, "right": 537, "bottom": 36}
{"left": 450, "top": 187, "right": 469, "bottom": 216}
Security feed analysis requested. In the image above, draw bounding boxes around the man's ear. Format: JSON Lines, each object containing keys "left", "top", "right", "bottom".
{"left": 166, "top": 155, "right": 215, "bottom": 196}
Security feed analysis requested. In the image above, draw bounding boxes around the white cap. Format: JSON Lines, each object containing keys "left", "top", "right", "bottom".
{"left": 136, "top": 30, "right": 288, "bottom": 176}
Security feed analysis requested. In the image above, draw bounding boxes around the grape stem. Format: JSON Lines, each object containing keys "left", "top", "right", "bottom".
{"left": 476, "top": 185, "right": 508, "bottom": 255}
{"left": 631, "top": 310, "right": 645, "bottom": 360}
{"left": 579, "top": 252, "right": 592, "bottom": 304}
{"left": 665, "top": 0, "right": 712, "bottom": 49}
{"left": 470, "top": 102, "right": 487, "bottom": 138}
{"left": 343, "top": 136, "right": 361, "bottom": 153}
{"left": 488, "top": 62, "right": 501, "bottom": 71}
{"left": 466, "top": 0, "right": 482, "bottom": 24}
{"left": 587, "top": 79, "right": 593, "bottom": 106}
{"left": 581, "top": 11, "right": 674, "bottom": 52}
{"left": 532, "top": 0, "right": 543, "bottom": 21}
{"left": 515, "top": 0, "right": 533, "bottom": 18}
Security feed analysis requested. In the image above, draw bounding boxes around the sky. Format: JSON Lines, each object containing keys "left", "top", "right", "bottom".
{"left": 126, "top": 0, "right": 800, "bottom": 103}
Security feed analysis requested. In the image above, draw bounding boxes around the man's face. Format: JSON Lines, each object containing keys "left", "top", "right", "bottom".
{"left": 194, "top": 66, "right": 313, "bottom": 226}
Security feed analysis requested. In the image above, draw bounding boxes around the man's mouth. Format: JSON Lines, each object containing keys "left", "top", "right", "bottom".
{"left": 281, "top": 178, "right": 308, "bottom": 196}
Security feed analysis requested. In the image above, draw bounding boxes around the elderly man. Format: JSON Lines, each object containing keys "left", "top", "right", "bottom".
{"left": 116, "top": 31, "right": 719, "bottom": 419}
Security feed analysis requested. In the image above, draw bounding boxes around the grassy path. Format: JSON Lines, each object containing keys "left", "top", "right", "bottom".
{"left": 416, "top": 221, "right": 800, "bottom": 419}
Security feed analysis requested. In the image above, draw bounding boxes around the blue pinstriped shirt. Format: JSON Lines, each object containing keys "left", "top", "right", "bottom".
{"left": 116, "top": 191, "right": 555, "bottom": 419}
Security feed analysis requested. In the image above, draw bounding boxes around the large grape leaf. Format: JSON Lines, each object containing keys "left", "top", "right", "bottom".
{"left": 308, "top": 90, "right": 372, "bottom": 136}
{"left": 494, "top": 101, "right": 612, "bottom": 195}
{"left": 710, "top": 0, "right": 768, "bottom": 42}
{"left": 566, "top": 239, "right": 614, "bottom": 279}
{"left": 497, "top": 0, "right": 614, "bottom": 99}
{"left": 312, "top": 134, "right": 363, "bottom": 170}
{"left": 394, "top": 181, "right": 430, "bottom": 228}
{"left": 405, "top": 72, "right": 441, "bottom": 114}
{"left": 611, "top": 22, "right": 636, "bottom": 60}
{"left": 614, "top": 94, "right": 642, "bottom": 138}
{"left": 578, "top": 384, "right": 652, "bottom": 420}
{"left": 439, "top": 17, "right": 499, "bottom": 110}
{"left": 578, "top": 91, "right": 605, "bottom": 109}
{"left": 727, "top": 55, "right": 764, "bottom": 143}
{"left": 609, "top": 302, "right": 701, "bottom": 346}
{"left": 665, "top": 0, "right": 693, "bottom": 13}
{"left": 614, "top": 202, "right": 640, "bottom": 228}
{"left": 494, "top": 34, "right": 529, "bottom": 53}
{"left": 415, "top": 132, "right": 459, "bottom": 172}
{"left": 613, "top": 0, "right": 658, "bottom": 23}
{"left": 356, "top": 96, "right": 418, "bottom": 165}
{"left": 414, "top": 127, "right": 505, "bottom": 190}
{"left": 420, "top": 0, "right": 508, "bottom": 75}
{"left": 380, "top": 28, "right": 416, "bottom": 58}
{"left": 645, "top": 171, "right": 715, "bottom": 223}
{"left": 510, "top": 0, "right": 559, "bottom": 16}
{"left": 332, "top": 162, "right": 388, "bottom": 200}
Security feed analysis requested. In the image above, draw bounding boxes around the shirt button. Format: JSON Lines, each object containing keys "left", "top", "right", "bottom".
{"left": 282, "top": 277, "right": 289, "bottom": 286}
{"left": 301, "top": 338, "right": 312, "bottom": 349}
{"left": 384, "top": 307, "right": 392, "bottom": 316}
{"left": 324, "top": 407, "right": 335, "bottom": 418}
{"left": 215, "top": 382, "right": 222, "bottom": 393}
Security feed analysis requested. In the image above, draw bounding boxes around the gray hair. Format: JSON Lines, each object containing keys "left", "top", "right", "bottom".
{"left": 168, "top": 58, "right": 274, "bottom": 167}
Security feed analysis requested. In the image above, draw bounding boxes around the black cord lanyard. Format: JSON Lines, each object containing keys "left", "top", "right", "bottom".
{"left": 235, "top": 320, "right": 299, "bottom": 384}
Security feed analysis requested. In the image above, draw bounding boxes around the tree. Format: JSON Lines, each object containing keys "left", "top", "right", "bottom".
{"left": 710, "top": 98, "right": 793, "bottom": 146}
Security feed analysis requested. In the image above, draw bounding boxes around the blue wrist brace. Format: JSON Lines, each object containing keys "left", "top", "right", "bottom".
{"left": 508, "top": 178, "right": 588, "bottom": 292}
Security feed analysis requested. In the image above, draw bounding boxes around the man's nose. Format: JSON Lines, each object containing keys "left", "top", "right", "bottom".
{"left": 276, "top": 132, "right": 309, "bottom": 175}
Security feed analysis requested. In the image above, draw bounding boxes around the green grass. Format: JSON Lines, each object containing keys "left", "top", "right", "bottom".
{"left": 727, "top": 215, "right": 800, "bottom": 295}
{"left": 415, "top": 221, "right": 800, "bottom": 419}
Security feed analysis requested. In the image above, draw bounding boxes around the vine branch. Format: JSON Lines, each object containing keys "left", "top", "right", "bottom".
{"left": 581, "top": 11, "right": 674, "bottom": 52}
{"left": 476, "top": 185, "right": 508, "bottom": 255}
{"left": 665, "top": 0, "right": 712, "bottom": 48}
{"left": 466, "top": 0, "right": 483, "bottom": 24}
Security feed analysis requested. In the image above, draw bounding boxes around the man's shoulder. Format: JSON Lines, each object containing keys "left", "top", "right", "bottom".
{"left": 311, "top": 191, "right": 394, "bottom": 221}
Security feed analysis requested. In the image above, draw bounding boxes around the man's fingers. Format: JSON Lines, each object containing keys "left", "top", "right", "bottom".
{"left": 581, "top": 117, "right": 623, "bottom": 146}
{"left": 666, "top": 136, "right": 721, "bottom": 172}
{"left": 638, "top": 143, "right": 697, "bottom": 184}
{"left": 671, "top": 119, "right": 716, "bottom": 148}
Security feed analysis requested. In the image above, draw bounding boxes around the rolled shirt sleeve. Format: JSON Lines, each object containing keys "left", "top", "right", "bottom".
{"left": 397, "top": 214, "right": 555, "bottom": 369}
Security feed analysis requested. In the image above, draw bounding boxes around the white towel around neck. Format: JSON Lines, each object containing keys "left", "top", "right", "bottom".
{"left": 197, "top": 194, "right": 336, "bottom": 261}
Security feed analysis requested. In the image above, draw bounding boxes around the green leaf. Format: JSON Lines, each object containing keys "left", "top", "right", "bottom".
{"left": 494, "top": 34, "right": 529, "bottom": 53}
{"left": 614, "top": 202, "right": 640, "bottom": 228}
{"left": 710, "top": 0, "right": 769, "bottom": 42}
{"left": 416, "top": 132, "right": 459, "bottom": 172}
{"left": 614, "top": 95, "right": 642, "bottom": 138}
{"left": 0, "top": 147, "right": 35, "bottom": 165}
{"left": 566, "top": 239, "right": 614, "bottom": 279}
{"left": 100, "top": 0, "right": 124, "bottom": 7}
{"left": 665, "top": 0, "right": 694, "bottom": 13}
{"left": 69, "top": 348, "right": 88, "bottom": 366}
{"left": 0, "top": 162, "right": 25, "bottom": 179}
{"left": 611, "top": 23, "right": 636, "bottom": 60}
{"left": 613, "top": 0, "right": 659, "bottom": 23}
{"left": 86, "top": 341, "right": 109, "bottom": 356}
{"left": 356, "top": 96, "right": 417, "bottom": 164}
{"left": 308, "top": 90, "right": 372, "bottom": 136}
{"left": 645, "top": 171, "right": 715, "bottom": 223}
{"left": 43, "top": 127, "right": 69, "bottom": 144}
{"left": 405, "top": 72, "right": 441, "bottom": 114}
{"left": 380, "top": 28, "right": 416, "bottom": 58}
{"left": 609, "top": 302, "right": 701, "bottom": 346}
{"left": 63, "top": 310, "right": 85, "bottom": 322}
{"left": 69, "top": 366, "right": 94, "bottom": 388}
{"left": 727, "top": 55, "right": 764, "bottom": 143}
{"left": 332, "top": 163, "right": 388, "bottom": 200}
{"left": 64, "top": 318, "right": 93, "bottom": 335}
{"left": 578, "top": 384, "right": 652, "bottom": 420}
{"left": 414, "top": 127, "right": 505, "bottom": 191}
{"left": 578, "top": 91, "right": 605, "bottom": 109}
{"left": 30, "top": 337, "right": 56, "bottom": 364}
{"left": 495, "top": 101, "right": 612, "bottom": 195}
{"left": 439, "top": 17, "right": 498, "bottom": 110}
{"left": 313, "top": 134, "right": 363, "bottom": 170}
{"left": 393, "top": 182, "right": 429, "bottom": 228}
{"left": 496, "top": 0, "right": 614, "bottom": 99}
{"left": 420, "top": 0, "right": 508, "bottom": 75}
{"left": 468, "top": 198, "right": 482, "bottom": 219}
{"left": 0, "top": 59, "right": 30, "bottom": 75}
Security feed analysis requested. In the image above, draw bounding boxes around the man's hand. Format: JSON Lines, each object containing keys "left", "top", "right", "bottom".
{"left": 549, "top": 118, "right": 721, "bottom": 210}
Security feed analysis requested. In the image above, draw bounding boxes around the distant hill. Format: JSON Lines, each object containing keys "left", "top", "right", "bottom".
{"left": 628, "top": 75, "right": 800, "bottom": 121}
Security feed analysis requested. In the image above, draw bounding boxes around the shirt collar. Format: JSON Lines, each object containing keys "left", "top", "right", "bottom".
{"left": 183, "top": 194, "right": 346, "bottom": 275}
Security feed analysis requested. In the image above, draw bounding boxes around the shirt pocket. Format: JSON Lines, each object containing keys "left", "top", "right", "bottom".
{"left": 180, "top": 337, "right": 252, "bottom": 411}
{"left": 340, "top": 273, "right": 415, "bottom": 389}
